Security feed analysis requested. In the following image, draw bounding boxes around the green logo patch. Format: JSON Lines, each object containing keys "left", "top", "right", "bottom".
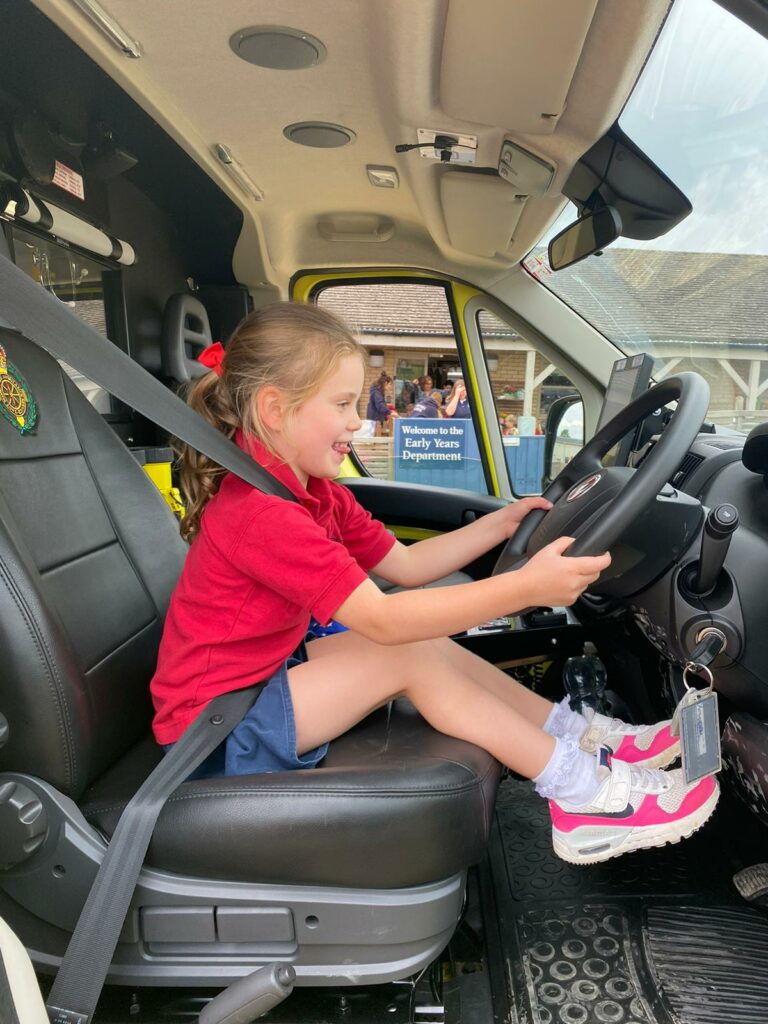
{"left": 0, "top": 343, "right": 38, "bottom": 434}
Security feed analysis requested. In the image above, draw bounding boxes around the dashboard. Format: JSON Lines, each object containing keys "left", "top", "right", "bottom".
{"left": 622, "top": 428, "right": 768, "bottom": 717}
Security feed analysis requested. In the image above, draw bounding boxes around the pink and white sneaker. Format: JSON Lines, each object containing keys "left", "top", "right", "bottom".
{"left": 550, "top": 748, "right": 719, "bottom": 865}
{"left": 579, "top": 710, "right": 680, "bottom": 769}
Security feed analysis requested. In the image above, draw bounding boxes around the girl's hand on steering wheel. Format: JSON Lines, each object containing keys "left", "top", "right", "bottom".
{"left": 518, "top": 536, "right": 611, "bottom": 607}
{"left": 496, "top": 496, "right": 553, "bottom": 539}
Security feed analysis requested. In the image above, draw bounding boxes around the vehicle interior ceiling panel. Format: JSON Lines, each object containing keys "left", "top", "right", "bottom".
{"left": 31, "top": 0, "right": 673, "bottom": 297}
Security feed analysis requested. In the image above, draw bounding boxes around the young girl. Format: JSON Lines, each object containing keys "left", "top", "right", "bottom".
{"left": 151, "top": 303, "right": 718, "bottom": 866}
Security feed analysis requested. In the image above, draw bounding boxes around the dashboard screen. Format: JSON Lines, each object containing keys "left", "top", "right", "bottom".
{"left": 597, "top": 353, "right": 654, "bottom": 465}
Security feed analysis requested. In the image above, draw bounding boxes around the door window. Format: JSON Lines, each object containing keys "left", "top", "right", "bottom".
{"left": 477, "top": 309, "right": 582, "bottom": 494}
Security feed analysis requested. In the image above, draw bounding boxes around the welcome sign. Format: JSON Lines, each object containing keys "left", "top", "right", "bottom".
{"left": 394, "top": 418, "right": 484, "bottom": 490}
{"left": 396, "top": 420, "right": 468, "bottom": 463}
{"left": 393, "top": 417, "right": 546, "bottom": 495}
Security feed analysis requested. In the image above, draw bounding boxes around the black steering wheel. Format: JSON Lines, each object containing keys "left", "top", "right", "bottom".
{"left": 493, "top": 372, "right": 710, "bottom": 575}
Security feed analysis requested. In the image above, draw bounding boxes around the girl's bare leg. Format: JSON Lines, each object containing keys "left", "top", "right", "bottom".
{"left": 288, "top": 631, "right": 556, "bottom": 778}
{"left": 307, "top": 630, "right": 554, "bottom": 727}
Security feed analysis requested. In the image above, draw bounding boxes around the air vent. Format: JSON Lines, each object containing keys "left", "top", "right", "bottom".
{"left": 671, "top": 452, "right": 704, "bottom": 489}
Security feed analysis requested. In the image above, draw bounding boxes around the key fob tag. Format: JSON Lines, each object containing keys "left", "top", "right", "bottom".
{"left": 677, "top": 687, "right": 721, "bottom": 784}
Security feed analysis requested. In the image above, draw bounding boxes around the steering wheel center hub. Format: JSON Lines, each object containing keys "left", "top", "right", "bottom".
{"left": 566, "top": 472, "right": 603, "bottom": 501}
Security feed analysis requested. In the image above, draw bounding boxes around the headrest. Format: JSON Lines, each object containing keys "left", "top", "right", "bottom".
{"left": 161, "top": 293, "right": 213, "bottom": 383}
{"left": 743, "top": 422, "right": 768, "bottom": 476}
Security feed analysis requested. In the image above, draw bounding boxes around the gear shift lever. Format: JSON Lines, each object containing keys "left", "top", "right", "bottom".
{"left": 691, "top": 503, "right": 739, "bottom": 595}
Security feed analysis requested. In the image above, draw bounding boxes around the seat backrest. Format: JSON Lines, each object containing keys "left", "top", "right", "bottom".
{"left": 161, "top": 293, "right": 213, "bottom": 383}
{"left": 0, "top": 328, "right": 186, "bottom": 797}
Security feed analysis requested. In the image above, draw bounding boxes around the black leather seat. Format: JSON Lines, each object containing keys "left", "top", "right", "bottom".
{"left": 0, "top": 326, "right": 501, "bottom": 986}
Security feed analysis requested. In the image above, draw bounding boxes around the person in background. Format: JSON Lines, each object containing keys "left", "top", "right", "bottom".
{"left": 366, "top": 372, "right": 398, "bottom": 434}
{"left": 445, "top": 378, "right": 472, "bottom": 419}
{"left": 503, "top": 414, "right": 519, "bottom": 436}
{"left": 414, "top": 375, "right": 433, "bottom": 402}
{"left": 395, "top": 377, "right": 417, "bottom": 413}
{"left": 410, "top": 389, "right": 442, "bottom": 418}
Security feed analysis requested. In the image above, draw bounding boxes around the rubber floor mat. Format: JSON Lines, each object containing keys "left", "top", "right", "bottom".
{"left": 645, "top": 904, "right": 768, "bottom": 1024}
{"left": 495, "top": 778, "right": 734, "bottom": 903}
{"left": 515, "top": 902, "right": 649, "bottom": 1024}
{"left": 487, "top": 777, "right": 768, "bottom": 1024}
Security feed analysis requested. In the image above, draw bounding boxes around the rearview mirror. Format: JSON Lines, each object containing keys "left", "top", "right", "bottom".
{"left": 548, "top": 207, "right": 622, "bottom": 271}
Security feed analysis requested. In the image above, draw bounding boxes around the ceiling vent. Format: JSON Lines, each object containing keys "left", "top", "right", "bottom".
{"left": 229, "top": 26, "right": 326, "bottom": 70}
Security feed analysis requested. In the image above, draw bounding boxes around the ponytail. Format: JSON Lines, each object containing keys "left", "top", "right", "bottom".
{"left": 175, "top": 373, "right": 239, "bottom": 541}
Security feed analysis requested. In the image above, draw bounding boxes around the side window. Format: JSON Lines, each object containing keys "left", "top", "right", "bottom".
{"left": 317, "top": 282, "right": 490, "bottom": 495}
{"left": 477, "top": 310, "right": 583, "bottom": 494}
{"left": 9, "top": 226, "right": 114, "bottom": 412}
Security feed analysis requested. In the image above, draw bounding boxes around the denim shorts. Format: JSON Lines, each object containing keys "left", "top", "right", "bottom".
{"left": 164, "top": 653, "right": 328, "bottom": 779}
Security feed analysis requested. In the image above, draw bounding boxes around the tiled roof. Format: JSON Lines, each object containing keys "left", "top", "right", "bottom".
{"left": 319, "top": 282, "right": 518, "bottom": 338}
{"left": 318, "top": 251, "right": 768, "bottom": 346}
{"left": 541, "top": 249, "right": 768, "bottom": 346}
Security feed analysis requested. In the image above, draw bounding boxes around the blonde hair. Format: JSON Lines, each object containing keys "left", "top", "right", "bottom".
{"left": 177, "top": 302, "right": 365, "bottom": 541}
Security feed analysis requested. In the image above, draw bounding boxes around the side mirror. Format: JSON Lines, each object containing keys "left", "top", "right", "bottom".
{"left": 543, "top": 395, "right": 583, "bottom": 486}
{"left": 548, "top": 207, "right": 622, "bottom": 271}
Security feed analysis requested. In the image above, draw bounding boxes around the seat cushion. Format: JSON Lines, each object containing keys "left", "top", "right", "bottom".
{"left": 81, "top": 699, "right": 501, "bottom": 889}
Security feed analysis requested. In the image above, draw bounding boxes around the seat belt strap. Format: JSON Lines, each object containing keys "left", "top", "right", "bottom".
{"left": 45, "top": 685, "right": 260, "bottom": 1024}
{"left": 0, "top": 253, "right": 296, "bottom": 503}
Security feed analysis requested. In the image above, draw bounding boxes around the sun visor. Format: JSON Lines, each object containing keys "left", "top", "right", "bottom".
{"left": 440, "top": 0, "right": 598, "bottom": 134}
{"left": 440, "top": 173, "right": 525, "bottom": 257}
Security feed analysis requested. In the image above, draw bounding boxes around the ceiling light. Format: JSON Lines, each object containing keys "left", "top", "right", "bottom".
{"left": 230, "top": 26, "right": 326, "bottom": 70}
{"left": 284, "top": 123, "right": 355, "bottom": 148}
{"left": 367, "top": 166, "right": 399, "bottom": 189}
{"left": 213, "top": 144, "right": 264, "bottom": 201}
{"left": 68, "top": 0, "right": 142, "bottom": 57}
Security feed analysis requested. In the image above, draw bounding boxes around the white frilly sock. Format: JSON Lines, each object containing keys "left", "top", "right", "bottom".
{"left": 533, "top": 735, "right": 602, "bottom": 805}
{"left": 543, "top": 696, "right": 591, "bottom": 742}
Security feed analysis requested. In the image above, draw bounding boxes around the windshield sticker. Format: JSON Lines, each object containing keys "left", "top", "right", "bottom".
{"left": 0, "top": 344, "right": 38, "bottom": 434}
{"left": 523, "top": 252, "right": 552, "bottom": 279}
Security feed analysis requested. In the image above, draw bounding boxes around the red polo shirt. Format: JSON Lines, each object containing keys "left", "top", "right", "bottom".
{"left": 150, "top": 435, "right": 395, "bottom": 744}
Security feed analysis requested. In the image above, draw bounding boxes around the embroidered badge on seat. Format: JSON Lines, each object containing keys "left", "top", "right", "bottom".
{"left": 0, "top": 343, "right": 38, "bottom": 434}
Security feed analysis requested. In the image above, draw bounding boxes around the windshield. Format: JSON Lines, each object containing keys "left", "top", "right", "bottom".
{"left": 526, "top": 0, "right": 768, "bottom": 434}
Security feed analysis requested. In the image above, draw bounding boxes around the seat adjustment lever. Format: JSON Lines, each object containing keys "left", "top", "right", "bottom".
{"left": 199, "top": 963, "right": 295, "bottom": 1024}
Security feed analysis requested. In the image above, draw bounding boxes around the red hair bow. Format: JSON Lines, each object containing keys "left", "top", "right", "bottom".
{"left": 198, "top": 342, "right": 226, "bottom": 377}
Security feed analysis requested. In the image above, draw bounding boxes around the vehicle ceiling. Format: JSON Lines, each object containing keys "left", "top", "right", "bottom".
{"left": 32, "top": 0, "right": 671, "bottom": 295}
